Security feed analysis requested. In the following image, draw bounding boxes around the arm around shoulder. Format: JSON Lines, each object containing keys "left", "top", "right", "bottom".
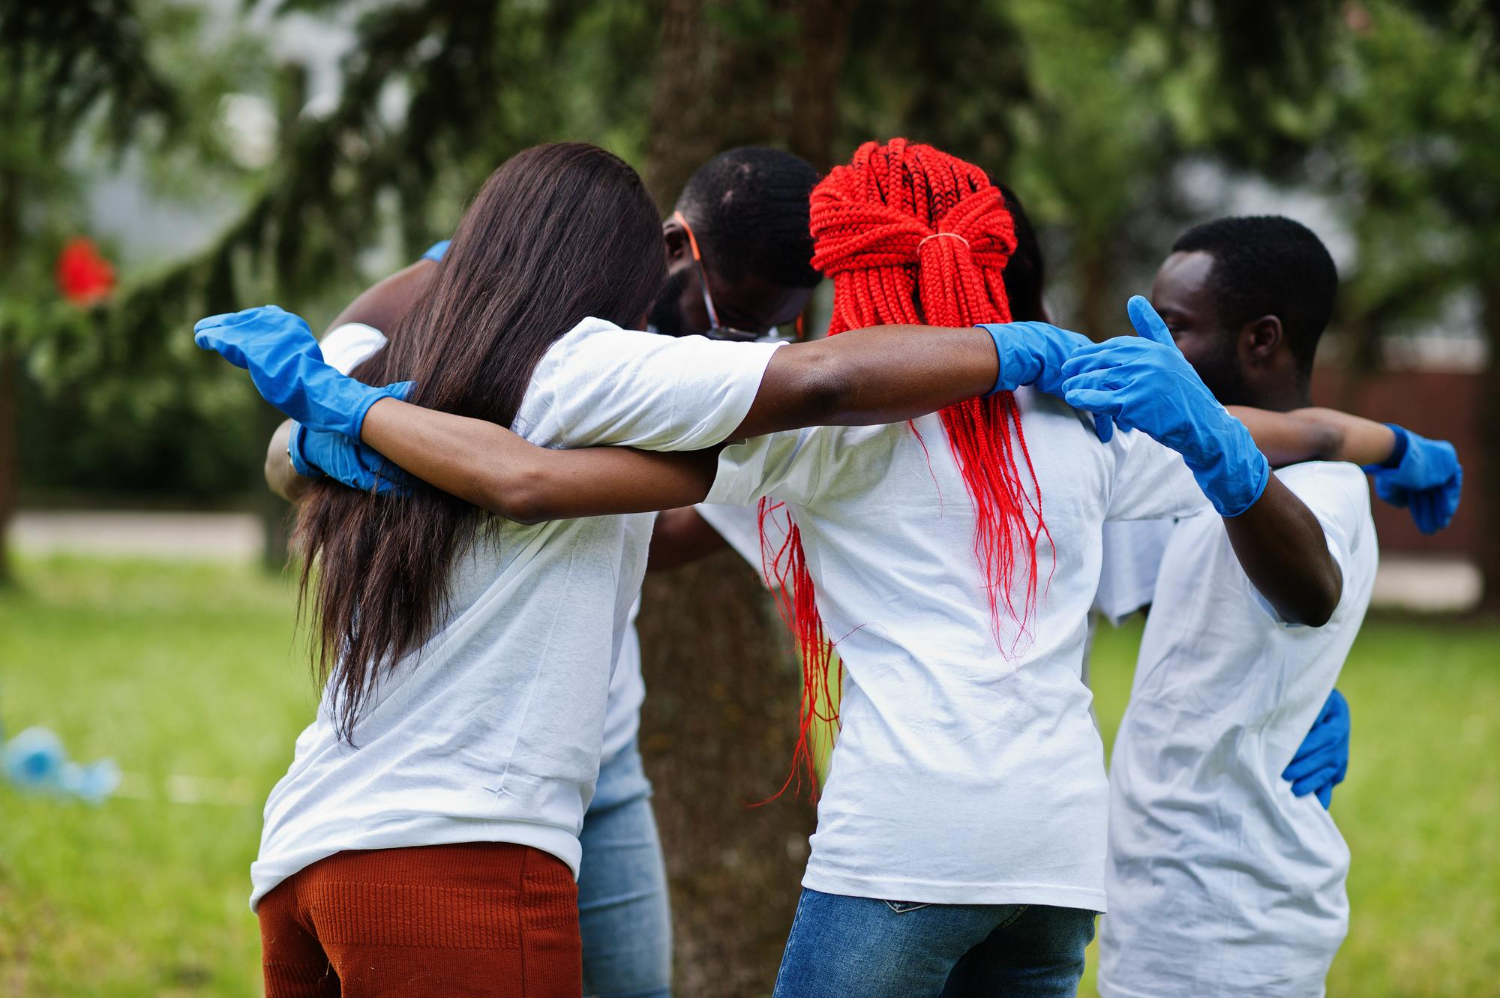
{"left": 265, "top": 419, "right": 312, "bottom": 502}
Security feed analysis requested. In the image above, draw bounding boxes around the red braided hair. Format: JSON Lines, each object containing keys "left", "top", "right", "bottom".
{"left": 764, "top": 139, "right": 1051, "bottom": 798}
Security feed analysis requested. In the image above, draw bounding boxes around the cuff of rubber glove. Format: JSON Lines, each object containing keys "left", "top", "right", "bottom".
{"left": 288, "top": 424, "right": 324, "bottom": 479}
{"left": 1201, "top": 449, "right": 1271, "bottom": 518}
{"left": 1381, "top": 423, "right": 1410, "bottom": 469}
{"left": 975, "top": 323, "right": 1025, "bottom": 396}
{"left": 348, "top": 388, "right": 403, "bottom": 441}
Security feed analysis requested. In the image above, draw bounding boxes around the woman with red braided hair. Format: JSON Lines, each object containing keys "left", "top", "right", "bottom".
{"left": 210, "top": 139, "right": 1346, "bottom": 995}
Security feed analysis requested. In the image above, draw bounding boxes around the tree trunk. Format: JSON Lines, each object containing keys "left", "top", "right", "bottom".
{"left": 783, "top": 0, "right": 861, "bottom": 172}
{"left": 0, "top": 149, "right": 19, "bottom": 588}
{"left": 1074, "top": 241, "right": 1115, "bottom": 342}
{"left": 0, "top": 348, "right": 16, "bottom": 588}
{"left": 1477, "top": 276, "right": 1500, "bottom": 613}
{"left": 638, "top": 5, "right": 858, "bottom": 992}
{"left": 636, "top": 555, "right": 811, "bottom": 998}
{"left": 643, "top": 0, "right": 776, "bottom": 211}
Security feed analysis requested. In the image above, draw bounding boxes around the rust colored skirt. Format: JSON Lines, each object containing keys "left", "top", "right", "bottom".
{"left": 257, "top": 842, "right": 581, "bottom": 997}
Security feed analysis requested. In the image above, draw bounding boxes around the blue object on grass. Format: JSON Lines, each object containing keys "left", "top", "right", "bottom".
{"left": 59, "top": 758, "right": 121, "bottom": 803}
{"left": 1061, "top": 296, "right": 1271, "bottom": 516}
{"left": 3, "top": 726, "right": 65, "bottom": 789}
{"left": 194, "top": 305, "right": 408, "bottom": 439}
{"left": 2, "top": 726, "right": 119, "bottom": 803}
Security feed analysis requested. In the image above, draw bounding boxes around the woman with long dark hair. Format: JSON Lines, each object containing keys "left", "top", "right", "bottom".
{"left": 248, "top": 142, "right": 692, "bottom": 996}
{"left": 198, "top": 140, "right": 1108, "bottom": 995}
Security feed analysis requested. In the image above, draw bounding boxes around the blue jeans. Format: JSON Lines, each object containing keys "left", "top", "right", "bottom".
{"left": 577, "top": 740, "right": 673, "bottom": 998}
{"left": 773, "top": 888, "right": 1097, "bottom": 998}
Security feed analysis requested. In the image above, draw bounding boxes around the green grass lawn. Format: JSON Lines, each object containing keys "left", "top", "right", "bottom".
{"left": 1, "top": 556, "right": 1496, "bottom": 996}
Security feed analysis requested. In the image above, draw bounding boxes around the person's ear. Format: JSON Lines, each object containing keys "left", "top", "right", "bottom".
{"left": 662, "top": 218, "right": 691, "bottom": 266}
{"left": 1242, "top": 315, "right": 1283, "bottom": 366}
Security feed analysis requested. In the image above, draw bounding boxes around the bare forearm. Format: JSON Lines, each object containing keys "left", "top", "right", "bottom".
{"left": 265, "top": 420, "right": 312, "bottom": 502}
{"left": 1223, "top": 475, "right": 1343, "bottom": 626}
{"left": 648, "top": 507, "right": 730, "bottom": 570}
{"left": 1229, "top": 406, "right": 1397, "bottom": 468}
{"left": 1288, "top": 408, "right": 1396, "bottom": 465}
{"left": 329, "top": 259, "right": 435, "bottom": 332}
{"left": 733, "top": 325, "right": 997, "bottom": 438}
{"left": 360, "top": 399, "right": 718, "bottom": 522}
{"left": 357, "top": 323, "right": 1001, "bottom": 518}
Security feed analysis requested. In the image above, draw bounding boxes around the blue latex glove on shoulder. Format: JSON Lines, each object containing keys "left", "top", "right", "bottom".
{"left": 194, "top": 306, "right": 407, "bottom": 439}
{"left": 1060, "top": 296, "right": 1270, "bottom": 516}
{"left": 290, "top": 400, "right": 414, "bottom": 495}
{"left": 422, "top": 239, "right": 450, "bottom": 262}
{"left": 1364, "top": 424, "right": 1462, "bottom": 534}
{"left": 977, "top": 321, "right": 1114, "bottom": 442}
{"left": 1283, "top": 688, "right": 1350, "bottom": 809}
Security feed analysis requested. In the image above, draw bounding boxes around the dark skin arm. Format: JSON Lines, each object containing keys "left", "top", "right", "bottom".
{"left": 1221, "top": 475, "right": 1343, "bottom": 626}
{"left": 262, "top": 258, "right": 438, "bottom": 501}
{"left": 647, "top": 507, "right": 730, "bottom": 570}
{"left": 1221, "top": 406, "right": 1413, "bottom": 625}
{"left": 357, "top": 407, "right": 722, "bottom": 524}
{"left": 1231, "top": 406, "right": 1397, "bottom": 468}
{"left": 265, "top": 420, "right": 307, "bottom": 502}
{"left": 358, "top": 322, "right": 1001, "bottom": 517}
{"left": 1103, "top": 409, "right": 1392, "bottom": 626}
{"left": 363, "top": 403, "right": 1345, "bottom": 624}
{"left": 327, "top": 257, "right": 438, "bottom": 332}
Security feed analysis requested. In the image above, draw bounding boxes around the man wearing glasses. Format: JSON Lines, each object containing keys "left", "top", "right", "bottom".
{"left": 259, "top": 146, "right": 824, "bottom": 998}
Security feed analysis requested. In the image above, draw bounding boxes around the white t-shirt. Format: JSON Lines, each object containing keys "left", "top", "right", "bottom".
{"left": 313, "top": 324, "right": 655, "bottom": 769}
{"left": 599, "top": 499, "right": 780, "bottom": 765}
{"left": 600, "top": 592, "right": 648, "bottom": 763}
{"left": 249, "top": 318, "right": 782, "bottom": 909}
{"left": 695, "top": 500, "right": 781, "bottom": 571}
{"left": 1097, "top": 462, "right": 1377, "bottom": 998}
{"left": 1093, "top": 519, "right": 1175, "bottom": 626}
{"left": 704, "top": 389, "right": 1205, "bottom": 909}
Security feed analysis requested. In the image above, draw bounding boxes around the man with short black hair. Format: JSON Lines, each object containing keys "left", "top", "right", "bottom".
{"left": 1163, "top": 214, "right": 1340, "bottom": 407}
{"left": 649, "top": 146, "right": 822, "bottom": 340}
{"left": 1095, "top": 215, "right": 1461, "bottom": 998}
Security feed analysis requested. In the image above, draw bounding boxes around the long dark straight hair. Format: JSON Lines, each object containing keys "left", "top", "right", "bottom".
{"left": 295, "top": 142, "right": 667, "bottom": 741}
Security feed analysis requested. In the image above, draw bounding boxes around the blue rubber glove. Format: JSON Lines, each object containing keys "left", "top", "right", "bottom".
{"left": 1284, "top": 688, "right": 1350, "bottom": 809}
{"left": 977, "top": 321, "right": 1114, "bottom": 442}
{"left": 1060, "top": 296, "right": 1270, "bottom": 516}
{"left": 291, "top": 406, "right": 414, "bottom": 495}
{"left": 422, "top": 239, "right": 450, "bottom": 262}
{"left": 1364, "top": 425, "right": 1462, "bottom": 534}
{"left": 194, "top": 306, "right": 407, "bottom": 439}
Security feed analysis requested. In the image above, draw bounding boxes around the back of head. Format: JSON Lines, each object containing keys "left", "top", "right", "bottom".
{"left": 677, "top": 146, "right": 822, "bottom": 289}
{"left": 811, "top": 139, "right": 1019, "bottom": 331}
{"left": 1172, "top": 215, "right": 1337, "bottom": 375}
{"left": 769, "top": 139, "right": 1048, "bottom": 796}
{"left": 298, "top": 142, "right": 665, "bottom": 741}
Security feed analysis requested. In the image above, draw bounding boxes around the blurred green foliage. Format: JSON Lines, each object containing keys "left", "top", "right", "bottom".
{"left": 7, "top": 0, "right": 1499, "bottom": 506}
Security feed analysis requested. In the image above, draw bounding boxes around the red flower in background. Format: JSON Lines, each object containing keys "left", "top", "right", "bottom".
{"left": 56, "top": 237, "right": 116, "bottom": 306}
